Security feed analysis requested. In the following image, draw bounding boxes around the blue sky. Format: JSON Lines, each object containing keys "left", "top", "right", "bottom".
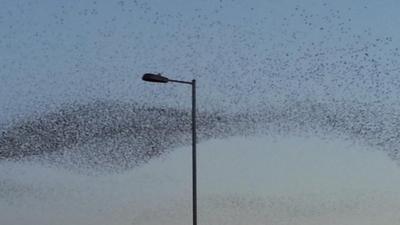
{"left": 1, "top": 0, "right": 400, "bottom": 122}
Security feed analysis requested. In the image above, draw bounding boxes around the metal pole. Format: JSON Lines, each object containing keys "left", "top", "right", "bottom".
{"left": 192, "top": 79, "right": 197, "bottom": 225}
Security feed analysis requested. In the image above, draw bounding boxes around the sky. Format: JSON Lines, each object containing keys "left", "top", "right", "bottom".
{"left": 1, "top": 0, "right": 400, "bottom": 122}
{"left": 2, "top": 1, "right": 400, "bottom": 224}
{"left": 2, "top": 136, "right": 400, "bottom": 225}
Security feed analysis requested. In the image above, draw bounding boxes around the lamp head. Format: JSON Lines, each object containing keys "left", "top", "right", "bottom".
{"left": 142, "top": 73, "right": 169, "bottom": 83}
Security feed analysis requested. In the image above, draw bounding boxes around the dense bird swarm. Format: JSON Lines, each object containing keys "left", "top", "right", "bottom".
{"left": 1, "top": 99, "right": 399, "bottom": 172}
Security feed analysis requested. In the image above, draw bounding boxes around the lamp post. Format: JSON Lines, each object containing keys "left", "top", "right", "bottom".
{"left": 142, "top": 73, "right": 197, "bottom": 225}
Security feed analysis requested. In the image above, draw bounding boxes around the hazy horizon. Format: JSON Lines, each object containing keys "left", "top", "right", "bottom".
{"left": 2, "top": 136, "right": 400, "bottom": 225}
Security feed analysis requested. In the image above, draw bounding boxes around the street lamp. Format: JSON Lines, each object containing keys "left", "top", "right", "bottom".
{"left": 142, "top": 73, "right": 197, "bottom": 225}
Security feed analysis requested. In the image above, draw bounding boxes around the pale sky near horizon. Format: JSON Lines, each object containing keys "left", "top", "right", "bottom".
{"left": 1, "top": 0, "right": 400, "bottom": 122}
